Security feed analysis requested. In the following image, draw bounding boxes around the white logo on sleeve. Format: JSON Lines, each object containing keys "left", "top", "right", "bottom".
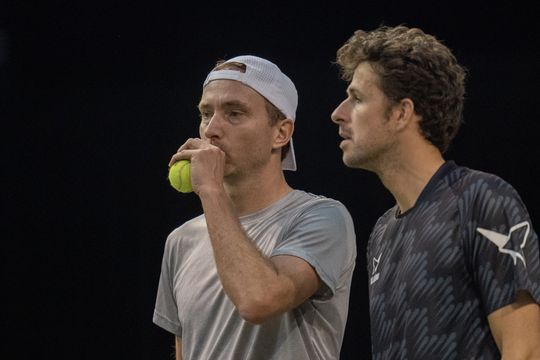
{"left": 370, "top": 253, "right": 382, "bottom": 285}
{"left": 476, "top": 221, "right": 530, "bottom": 267}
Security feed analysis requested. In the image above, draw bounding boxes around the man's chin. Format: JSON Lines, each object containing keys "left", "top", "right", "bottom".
{"left": 343, "top": 154, "right": 369, "bottom": 170}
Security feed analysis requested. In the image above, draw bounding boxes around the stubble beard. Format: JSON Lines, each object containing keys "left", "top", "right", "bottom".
{"left": 343, "top": 140, "right": 393, "bottom": 173}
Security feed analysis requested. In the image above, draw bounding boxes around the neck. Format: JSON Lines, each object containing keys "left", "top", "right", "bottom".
{"left": 225, "top": 163, "right": 292, "bottom": 216}
{"left": 376, "top": 144, "right": 444, "bottom": 214}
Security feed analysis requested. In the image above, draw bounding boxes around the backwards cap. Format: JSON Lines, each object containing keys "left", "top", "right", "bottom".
{"left": 203, "top": 55, "right": 297, "bottom": 171}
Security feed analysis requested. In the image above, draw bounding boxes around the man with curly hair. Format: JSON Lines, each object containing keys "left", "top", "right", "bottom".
{"left": 331, "top": 25, "right": 540, "bottom": 359}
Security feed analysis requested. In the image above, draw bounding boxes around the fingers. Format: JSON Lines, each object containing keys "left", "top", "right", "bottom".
{"left": 169, "top": 149, "right": 202, "bottom": 167}
{"left": 168, "top": 151, "right": 185, "bottom": 167}
{"left": 169, "top": 138, "right": 214, "bottom": 167}
{"left": 169, "top": 138, "right": 197, "bottom": 167}
{"left": 177, "top": 138, "right": 207, "bottom": 152}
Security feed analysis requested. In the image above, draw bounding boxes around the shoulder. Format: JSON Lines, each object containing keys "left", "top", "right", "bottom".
{"left": 165, "top": 214, "right": 206, "bottom": 249}
{"left": 290, "top": 190, "right": 354, "bottom": 223}
{"left": 445, "top": 165, "right": 519, "bottom": 198}
{"left": 444, "top": 165, "right": 533, "bottom": 232}
{"left": 447, "top": 166, "right": 525, "bottom": 210}
{"left": 291, "top": 189, "right": 351, "bottom": 212}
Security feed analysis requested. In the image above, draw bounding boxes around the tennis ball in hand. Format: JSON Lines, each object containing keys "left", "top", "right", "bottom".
{"left": 168, "top": 160, "right": 193, "bottom": 193}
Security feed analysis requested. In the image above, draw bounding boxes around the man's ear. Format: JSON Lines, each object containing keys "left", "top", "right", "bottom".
{"left": 393, "top": 98, "right": 417, "bottom": 131}
{"left": 273, "top": 119, "right": 294, "bottom": 149}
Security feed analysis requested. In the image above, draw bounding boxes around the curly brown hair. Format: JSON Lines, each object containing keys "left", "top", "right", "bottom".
{"left": 336, "top": 25, "right": 466, "bottom": 153}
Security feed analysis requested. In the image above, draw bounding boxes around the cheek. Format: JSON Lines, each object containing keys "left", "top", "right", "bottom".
{"left": 350, "top": 108, "right": 384, "bottom": 141}
{"left": 231, "top": 132, "right": 264, "bottom": 156}
{"left": 251, "top": 133, "right": 273, "bottom": 155}
{"left": 350, "top": 116, "right": 368, "bottom": 141}
{"left": 244, "top": 131, "right": 275, "bottom": 162}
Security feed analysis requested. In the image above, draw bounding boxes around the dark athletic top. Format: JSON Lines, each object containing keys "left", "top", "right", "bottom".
{"left": 367, "top": 161, "right": 540, "bottom": 359}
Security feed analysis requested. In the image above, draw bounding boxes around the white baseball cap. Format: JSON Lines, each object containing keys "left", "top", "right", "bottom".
{"left": 203, "top": 55, "right": 298, "bottom": 171}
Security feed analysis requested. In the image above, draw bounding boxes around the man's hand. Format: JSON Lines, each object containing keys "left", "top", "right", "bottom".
{"left": 169, "top": 138, "right": 226, "bottom": 195}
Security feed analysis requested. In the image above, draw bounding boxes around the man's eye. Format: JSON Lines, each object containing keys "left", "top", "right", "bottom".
{"left": 199, "top": 112, "right": 212, "bottom": 121}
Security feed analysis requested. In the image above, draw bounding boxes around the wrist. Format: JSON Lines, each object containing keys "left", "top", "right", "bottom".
{"left": 197, "top": 184, "right": 227, "bottom": 201}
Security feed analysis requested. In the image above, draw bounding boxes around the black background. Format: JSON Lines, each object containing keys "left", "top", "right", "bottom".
{"left": 3, "top": 1, "right": 539, "bottom": 359}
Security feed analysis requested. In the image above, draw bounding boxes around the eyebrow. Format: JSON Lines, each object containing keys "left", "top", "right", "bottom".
{"left": 346, "top": 87, "right": 364, "bottom": 98}
{"left": 198, "top": 100, "right": 250, "bottom": 111}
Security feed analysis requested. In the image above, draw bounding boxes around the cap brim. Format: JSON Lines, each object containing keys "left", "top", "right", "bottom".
{"left": 282, "top": 137, "right": 297, "bottom": 171}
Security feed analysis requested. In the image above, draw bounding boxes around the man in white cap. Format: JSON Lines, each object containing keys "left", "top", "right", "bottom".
{"left": 153, "top": 55, "right": 357, "bottom": 359}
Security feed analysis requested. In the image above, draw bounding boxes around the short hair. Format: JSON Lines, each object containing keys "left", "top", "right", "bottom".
{"left": 336, "top": 25, "right": 466, "bottom": 153}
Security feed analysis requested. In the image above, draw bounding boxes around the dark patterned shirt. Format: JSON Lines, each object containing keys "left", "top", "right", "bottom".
{"left": 367, "top": 161, "right": 540, "bottom": 359}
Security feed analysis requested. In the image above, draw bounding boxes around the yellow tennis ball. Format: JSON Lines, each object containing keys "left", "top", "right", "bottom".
{"left": 168, "top": 160, "right": 192, "bottom": 193}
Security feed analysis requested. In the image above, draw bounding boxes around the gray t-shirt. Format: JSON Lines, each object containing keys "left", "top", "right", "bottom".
{"left": 153, "top": 190, "right": 357, "bottom": 360}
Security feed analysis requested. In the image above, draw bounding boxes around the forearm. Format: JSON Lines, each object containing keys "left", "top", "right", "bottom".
{"left": 199, "top": 188, "right": 293, "bottom": 322}
{"left": 488, "top": 291, "right": 540, "bottom": 360}
{"left": 500, "top": 347, "right": 540, "bottom": 360}
{"left": 175, "top": 337, "right": 182, "bottom": 360}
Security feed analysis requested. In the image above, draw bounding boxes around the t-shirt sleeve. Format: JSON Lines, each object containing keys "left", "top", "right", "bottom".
{"left": 153, "top": 233, "right": 183, "bottom": 337}
{"left": 270, "top": 200, "right": 357, "bottom": 299}
{"left": 462, "top": 175, "right": 540, "bottom": 315}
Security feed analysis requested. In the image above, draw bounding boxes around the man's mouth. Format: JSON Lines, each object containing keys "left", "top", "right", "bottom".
{"left": 339, "top": 130, "right": 351, "bottom": 140}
